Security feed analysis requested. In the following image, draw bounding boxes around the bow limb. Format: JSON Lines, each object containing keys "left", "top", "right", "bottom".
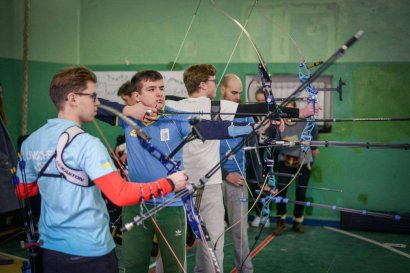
{"left": 216, "top": 1, "right": 266, "bottom": 237}
{"left": 218, "top": 0, "right": 258, "bottom": 83}
{"left": 209, "top": 0, "right": 279, "bottom": 108}
{"left": 207, "top": 1, "right": 281, "bottom": 254}
{"left": 207, "top": 3, "right": 312, "bottom": 267}
{"left": 209, "top": 0, "right": 265, "bottom": 66}
{"left": 209, "top": 0, "right": 265, "bottom": 61}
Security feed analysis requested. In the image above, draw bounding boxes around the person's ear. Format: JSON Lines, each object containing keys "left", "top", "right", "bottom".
{"left": 65, "top": 92, "right": 76, "bottom": 103}
{"left": 134, "top": 91, "right": 142, "bottom": 103}
{"left": 220, "top": 86, "right": 226, "bottom": 96}
{"left": 199, "top": 81, "right": 208, "bottom": 89}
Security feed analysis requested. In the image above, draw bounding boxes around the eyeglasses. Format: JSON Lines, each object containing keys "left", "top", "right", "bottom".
{"left": 207, "top": 79, "right": 218, "bottom": 84}
{"left": 74, "top": 92, "right": 98, "bottom": 102}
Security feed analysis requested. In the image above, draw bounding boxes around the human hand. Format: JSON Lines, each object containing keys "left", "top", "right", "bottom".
{"left": 312, "top": 149, "right": 320, "bottom": 159}
{"left": 119, "top": 152, "right": 128, "bottom": 163}
{"left": 226, "top": 172, "right": 245, "bottom": 187}
{"left": 262, "top": 184, "right": 278, "bottom": 195}
{"left": 167, "top": 172, "right": 188, "bottom": 192}
{"left": 277, "top": 118, "right": 285, "bottom": 133}
{"left": 256, "top": 118, "right": 285, "bottom": 134}
{"left": 123, "top": 102, "right": 159, "bottom": 122}
{"left": 115, "top": 143, "right": 126, "bottom": 157}
{"left": 299, "top": 103, "right": 321, "bottom": 118}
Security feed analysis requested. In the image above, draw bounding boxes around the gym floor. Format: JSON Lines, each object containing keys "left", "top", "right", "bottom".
{"left": 1, "top": 222, "right": 409, "bottom": 273}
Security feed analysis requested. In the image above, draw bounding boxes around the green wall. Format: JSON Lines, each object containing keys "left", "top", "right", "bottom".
{"left": 1, "top": 0, "right": 409, "bottom": 221}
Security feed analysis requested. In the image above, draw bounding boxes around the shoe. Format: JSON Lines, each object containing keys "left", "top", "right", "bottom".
{"left": 251, "top": 216, "right": 270, "bottom": 228}
{"left": 293, "top": 221, "right": 305, "bottom": 233}
{"left": 251, "top": 216, "right": 261, "bottom": 227}
{"left": 272, "top": 217, "right": 288, "bottom": 235}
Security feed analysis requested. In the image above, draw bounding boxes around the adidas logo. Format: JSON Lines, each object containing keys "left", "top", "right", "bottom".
{"left": 175, "top": 230, "right": 182, "bottom": 236}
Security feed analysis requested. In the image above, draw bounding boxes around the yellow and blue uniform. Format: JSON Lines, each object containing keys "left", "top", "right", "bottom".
{"left": 17, "top": 118, "right": 117, "bottom": 257}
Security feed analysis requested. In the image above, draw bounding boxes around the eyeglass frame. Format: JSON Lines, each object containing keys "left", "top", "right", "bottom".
{"left": 74, "top": 92, "right": 98, "bottom": 102}
{"left": 207, "top": 79, "right": 218, "bottom": 84}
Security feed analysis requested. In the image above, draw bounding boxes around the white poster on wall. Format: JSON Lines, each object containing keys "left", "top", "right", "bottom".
{"left": 95, "top": 71, "right": 187, "bottom": 103}
{"left": 245, "top": 74, "right": 335, "bottom": 131}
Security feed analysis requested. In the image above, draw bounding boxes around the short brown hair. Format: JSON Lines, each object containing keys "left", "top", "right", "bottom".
{"left": 130, "top": 70, "right": 163, "bottom": 94}
{"left": 117, "top": 81, "right": 133, "bottom": 97}
{"left": 49, "top": 66, "right": 97, "bottom": 110}
{"left": 183, "top": 64, "right": 216, "bottom": 95}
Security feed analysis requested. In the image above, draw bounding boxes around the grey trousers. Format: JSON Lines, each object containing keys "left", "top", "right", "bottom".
{"left": 222, "top": 181, "right": 254, "bottom": 273}
{"left": 194, "top": 184, "right": 225, "bottom": 273}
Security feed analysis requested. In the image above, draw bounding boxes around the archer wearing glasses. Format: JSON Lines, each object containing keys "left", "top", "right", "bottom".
{"left": 16, "top": 66, "right": 188, "bottom": 273}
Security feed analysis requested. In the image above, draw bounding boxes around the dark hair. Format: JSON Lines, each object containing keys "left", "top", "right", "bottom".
{"left": 49, "top": 66, "right": 97, "bottom": 111}
{"left": 183, "top": 64, "right": 216, "bottom": 95}
{"left": 285, "top": 101, "right": 297, "bottom": 108}
{"left": 117, "top": 81, "right": 134, "bottom": 97}
{"left": 254, "top": 87, "right": 264, "bottom": 98}
{"left": 130, "top": 70, "right": 163, "bottom": 94}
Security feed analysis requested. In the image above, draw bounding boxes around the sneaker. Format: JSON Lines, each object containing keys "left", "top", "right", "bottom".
{"left": 251, "top": 216, "right": 270, "bottom": 227}
{"left": 251, "top": 216, "right": 260, "bottom": 227}
{"left": 293, "top": 221, "right": 305, "bottom": 233}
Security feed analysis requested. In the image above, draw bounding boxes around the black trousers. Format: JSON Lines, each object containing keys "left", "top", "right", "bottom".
{"left": 42, "top": 248, "right": 118, "bottom": 273}
{"left": 276, "top": 161, "right": 312, "bottom": 219}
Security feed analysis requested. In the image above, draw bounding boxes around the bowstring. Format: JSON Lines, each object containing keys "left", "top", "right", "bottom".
{"left": 170, "top": 0, "right": 202, "bottom": 71}
{"left": 92, "top": 120, "right": 130, "bottom": 181}
{"left": 217, "top": 0, "right": 258, "bottom": 86}
{"left": 208, "top": 2, "right": 317, "bottom": 267}
{"left": 92, "top": 118, "right": 187, "bottom": 272}
{"left": 168, "top": 1, "right": 226, "bottom": 268}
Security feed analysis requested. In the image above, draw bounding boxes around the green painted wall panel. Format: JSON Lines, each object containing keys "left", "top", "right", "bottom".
{"left": 0, "top": 58, "right": 23, "bottom": 144}
{"left": 0, "top": 1, "right": 14, "bottom": 58}
{"left": 6, "top": 0, "right": 80, "bottom": 63}
{"left": 2, "top": 60, "right": 408, "bottom": 220}
{"left": 4, "top": 0, "right": 410, "bottom": 64}
{"left": 79, "top": 0, "right": 410, "bottom": 65}
{"left": 2, "top": 0, "right": 410, "bottom": 221}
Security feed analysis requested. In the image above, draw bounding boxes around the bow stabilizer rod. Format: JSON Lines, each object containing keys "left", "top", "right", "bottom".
{"left": 245, "top": 140, "right": 410, "bottom": 150}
